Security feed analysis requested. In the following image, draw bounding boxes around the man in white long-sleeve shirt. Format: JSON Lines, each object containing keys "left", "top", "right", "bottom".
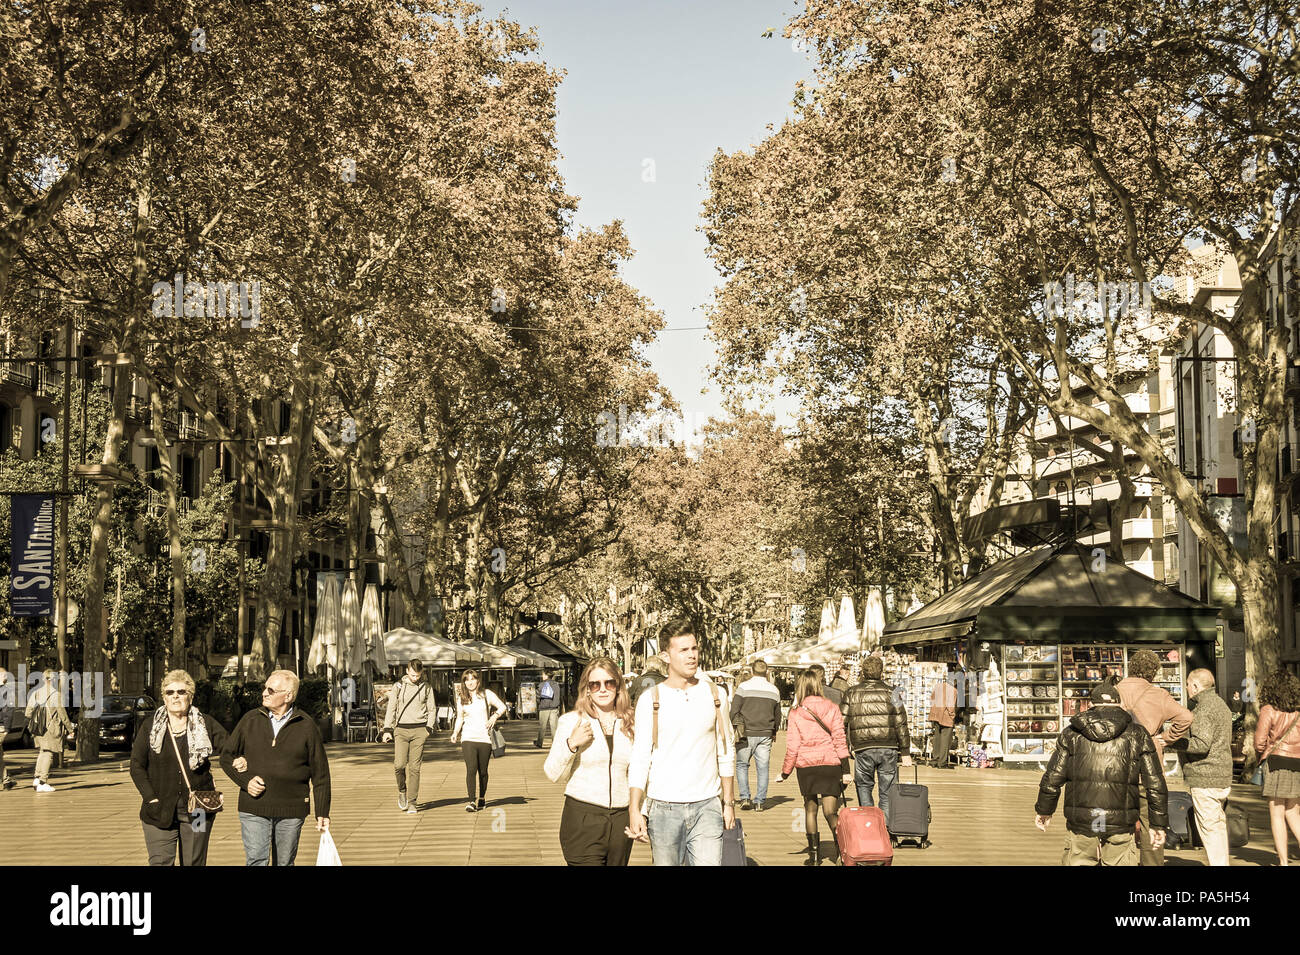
{"left": 626, "top": 621, "right": 736, "bottom": 866}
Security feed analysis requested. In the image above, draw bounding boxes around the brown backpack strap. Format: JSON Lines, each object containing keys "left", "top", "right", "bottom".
{"left": 652, "top": 684, "right": 659, "bottom": 752}
{"left": 710, "top": 681, "right": 730, "bottom": 754}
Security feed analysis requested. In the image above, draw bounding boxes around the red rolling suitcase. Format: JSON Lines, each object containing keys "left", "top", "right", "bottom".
{"left": 837, "top": 806, "right": 894, "bottom": 866}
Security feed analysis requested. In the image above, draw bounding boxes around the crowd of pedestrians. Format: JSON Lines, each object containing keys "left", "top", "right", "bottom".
{"left": 3, "top": 637, "right": 1298, "bottom": 869}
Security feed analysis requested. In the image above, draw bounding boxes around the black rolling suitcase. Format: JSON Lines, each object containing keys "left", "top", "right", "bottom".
{"left": 888, "top": 764, "right": 931, "bottom": 848}
{"left": 1165, "top": 791, "right": 1194, "bottom": 849}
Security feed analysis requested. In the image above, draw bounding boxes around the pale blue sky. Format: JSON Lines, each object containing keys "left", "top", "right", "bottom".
{"left": 494, "top": 0, "right": 811, "bottom": 426}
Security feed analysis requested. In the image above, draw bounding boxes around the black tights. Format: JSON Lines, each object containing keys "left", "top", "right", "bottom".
{"left": 804, "top": 795, "right": 840, "bottom": 839}
{"left": 463, "top": 742, "right": 491, "bottom": 801}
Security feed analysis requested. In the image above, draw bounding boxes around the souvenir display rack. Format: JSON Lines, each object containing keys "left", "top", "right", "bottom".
{"left": 883, "top": 655, "right": 946, "bottom": 755}
{"left": 1003, "top": 644, "right": 1060, "bottom": 760}
{"left": 1060, "top": 645, "right": 1124, "bottom": 717}
{"left": 1001, "top": 643, "right": 1187, "bottom": 761}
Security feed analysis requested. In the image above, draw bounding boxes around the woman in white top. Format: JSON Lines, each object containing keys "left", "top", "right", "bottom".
{"left": 544, "top": 656, "right": 635, "bottom": 865}
{"left": 450, "top": 669, "right": 507, "bottom": 812}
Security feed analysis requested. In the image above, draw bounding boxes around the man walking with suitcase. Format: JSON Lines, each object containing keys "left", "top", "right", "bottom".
{"left": 841, "top": 656, "right": 911, "bottom": 821}
{"left": 1034, "top": 681, "right": 1168, "bottom": 866}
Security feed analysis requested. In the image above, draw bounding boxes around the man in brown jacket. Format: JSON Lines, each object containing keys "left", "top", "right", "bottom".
{"left": 929, "top": 664, "right": 959, "bottom": 769}
{"left": 1116, "top": 649, "right": 1193, "bottom": 866}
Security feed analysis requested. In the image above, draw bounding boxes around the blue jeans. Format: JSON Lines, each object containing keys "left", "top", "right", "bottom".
{"left": 646, "top": 797, "right": 724, "bottom": 866}
{"left": 854, "top": 748, "right": 899, "bottom": 821}
{"left": 735, "top": 736, "right": 772, "bottom": 803}
{"left": 239, "top": 812, "right": 305, "bottom": 866}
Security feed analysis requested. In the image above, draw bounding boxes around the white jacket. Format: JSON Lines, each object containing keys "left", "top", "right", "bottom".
{"left": 544, "top": 710, "right": 633, "bottom": 809}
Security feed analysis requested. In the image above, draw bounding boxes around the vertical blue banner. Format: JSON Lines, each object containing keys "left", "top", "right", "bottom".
{"left": 10, "top": 494, "right": 55, "bottom": 617}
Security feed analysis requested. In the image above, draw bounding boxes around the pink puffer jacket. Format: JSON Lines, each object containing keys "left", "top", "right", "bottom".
{"left": 782, "top": 695, "right": 850, "bottom": 773}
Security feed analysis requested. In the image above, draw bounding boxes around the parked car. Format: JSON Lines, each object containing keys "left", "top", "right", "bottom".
{"left": 2, "top": 707, "right": 28, "bottom": 747}
{"left": 64, "top": 694, "right": 157, "bottom": 750}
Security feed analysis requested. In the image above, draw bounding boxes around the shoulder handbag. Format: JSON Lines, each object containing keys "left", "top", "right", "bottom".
{"left": 798, "top": 703, "right": 849, "bottom": 798}
{"left": 1252, "top": 711, "right": 1300, "bottom": 786}
{"left": 168, "top": 721, "right": 224, "bottom": 814}
{"left": 488, "top": 693, "right": 506, "bottom": 758}
{"left": 801, "top": 703, "right": 836, "bottom": 743}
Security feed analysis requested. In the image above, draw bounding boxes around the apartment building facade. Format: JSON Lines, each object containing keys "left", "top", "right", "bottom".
{"left": 0, "top": 321, "right": 356, "bottom": 690}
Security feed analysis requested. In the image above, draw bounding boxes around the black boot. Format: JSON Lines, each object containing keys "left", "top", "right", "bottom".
{"left": 826, "top": 827, "right": 841, "bottom": 865}
{"left": 804, "top": 833, "right": 820, "bottom": 866}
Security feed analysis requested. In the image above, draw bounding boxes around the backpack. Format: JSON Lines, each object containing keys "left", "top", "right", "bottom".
{"left": 651, "top": 681, "right": 731, "bottom": 758}
{"left": 539, "top": 681, "right": 555, "bottom": 700}
{"left": 29, "top": 701, "right": 50, "bottom": 737}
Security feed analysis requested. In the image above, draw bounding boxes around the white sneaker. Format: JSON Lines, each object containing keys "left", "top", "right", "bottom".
{"left": 34, "top": 781, "right": 54, "bottom": 793}
{"left": 404, "top": 806, "right": 418, "bottom": 814}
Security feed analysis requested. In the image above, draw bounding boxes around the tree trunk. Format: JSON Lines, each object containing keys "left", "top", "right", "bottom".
{"left": 78, "top": 362, "right": 129, "bottom": 764}
{"left": 149, "top": 388, "right": 186, "bottom": 668}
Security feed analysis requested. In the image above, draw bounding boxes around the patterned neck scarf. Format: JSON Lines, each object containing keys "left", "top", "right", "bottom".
{"left": 148, "top": 706, "right": 213, "bottom": 770}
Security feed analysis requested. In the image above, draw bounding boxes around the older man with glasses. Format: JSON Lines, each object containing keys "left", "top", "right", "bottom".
{"left": 221, "top": 669, "right": 331, "bottom": 866}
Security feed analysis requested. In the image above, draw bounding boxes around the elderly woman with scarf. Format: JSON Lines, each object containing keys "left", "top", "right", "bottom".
{"left": 130, "top": 669, "right": 229, "bottom": 866}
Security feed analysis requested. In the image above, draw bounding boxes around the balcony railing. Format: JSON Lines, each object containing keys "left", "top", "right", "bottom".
{"left": 178, "top": 410, "right": 207, "bottom": 441}
{"left": 35, "top": 364, "right": 62, "bottom": 398}
{"left": 125, "top": 395, "right": 149, "bottom": 422}
{"left": 0, "top": 363, "right": 34, "bottom": 389}
{"left": 146, "top": 490, "right": 193, "bottom": 519}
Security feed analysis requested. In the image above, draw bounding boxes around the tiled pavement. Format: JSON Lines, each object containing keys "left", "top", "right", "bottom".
{"left": 0, "top": 721, "right": 1288, "bottom": 866}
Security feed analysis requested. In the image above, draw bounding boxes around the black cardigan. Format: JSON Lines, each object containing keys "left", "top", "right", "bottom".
{"left": 220, "top": 707, "right": 331, "bottom": 819}
{"left": 130, "top": 712, "right": 229, "bottom": 827}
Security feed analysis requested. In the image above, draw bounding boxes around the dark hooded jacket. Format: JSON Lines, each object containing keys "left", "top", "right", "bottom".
{"left": 1035, "top": 705, "right": 1168, "bottom": 837}
{"left": 841, "top": 680, "right": 911, "bottom": 753}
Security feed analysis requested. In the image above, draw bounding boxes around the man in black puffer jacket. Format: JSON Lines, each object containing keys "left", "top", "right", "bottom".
{"left": 840, "top": 656, "right": 911, "bottom": 819}
{"left": 1035, "top": 681, "right": 1168, "bottom": 866}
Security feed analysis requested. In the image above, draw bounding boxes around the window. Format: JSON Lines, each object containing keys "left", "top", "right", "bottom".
{"left": 0, "top": 406, "right": 10, "bottom": 453}
{"left": 145, "top": 446, "right": 162, "bottom": 491}
{"left": 180, "top": 453, "right": 198, "bottom": 499}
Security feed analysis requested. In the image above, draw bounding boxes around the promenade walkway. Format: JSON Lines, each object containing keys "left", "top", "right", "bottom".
{"left": 0, "top": 721, "right": 1285, "bottom": 866}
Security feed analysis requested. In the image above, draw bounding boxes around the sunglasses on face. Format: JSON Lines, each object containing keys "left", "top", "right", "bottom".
{"left": 164, "top": 689, "right": 190, "bottom": 697}
{"left": 587, "top": 679, "right": 618, "bottom": 692}
{"left": 263, "top": 686, "right": 286, "bottom": 696}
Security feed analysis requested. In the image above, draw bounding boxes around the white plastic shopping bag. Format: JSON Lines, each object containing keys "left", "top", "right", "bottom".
{"left": 316, "top": 829, "right": 342, "bottom": 866}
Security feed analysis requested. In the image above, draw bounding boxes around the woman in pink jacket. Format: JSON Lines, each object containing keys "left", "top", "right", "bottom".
{"left": 779, "top": 669, "right": 851, "bottom": 865}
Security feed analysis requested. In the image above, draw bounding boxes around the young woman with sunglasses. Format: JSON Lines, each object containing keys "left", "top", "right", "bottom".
{"left": 543, "top": 657, "right": 635, "bottom": 865}
{"left": 450, "top": 669, "right": 507, "bottom": 811}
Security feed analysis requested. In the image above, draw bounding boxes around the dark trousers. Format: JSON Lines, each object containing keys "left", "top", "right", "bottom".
{"left": 463, "top": 742, "right": 491, "bottom": 801}
{"left": 931, "top": 722, "right": 953, "bottom": 767}
{"left": 559, "top": 797, "right": 632, "bottom": 866}
{"left": 142, "top": 807, "right": 215, "bottom": 866}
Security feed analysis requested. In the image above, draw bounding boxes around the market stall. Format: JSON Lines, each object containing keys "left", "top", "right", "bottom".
{"left": 882, "top": 542, "right": 1220, "bottom": 768}
{"left": 460, "top": 640, "right": 562, "bottom": 718}
{"left": 507, "top": 629, "right": 587, "bottom": 706}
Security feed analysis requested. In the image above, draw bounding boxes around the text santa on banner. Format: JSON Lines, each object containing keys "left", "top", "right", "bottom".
{"left": 10, "top": 494, "right": 55, "bottom": 616}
